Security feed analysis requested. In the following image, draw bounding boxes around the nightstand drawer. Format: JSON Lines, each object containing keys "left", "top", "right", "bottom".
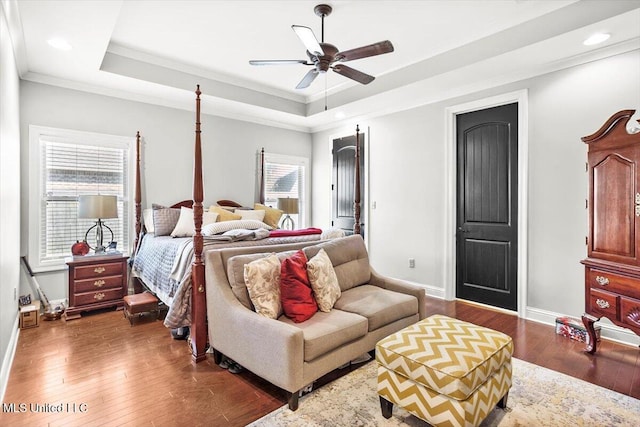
{"left": 74, "top": 288, "right": 123, "bottom": 306}
{"left": 74, "top": 261, "right": 124, "bottom": 280}
{"left": 73, "top": 275, "right": 123, "bottom": 293}
{"left": 587, "top": 268, "right": 640, "bottom": 300}
{"left": 589, "top": 288, "right": 619, "bottom": 319}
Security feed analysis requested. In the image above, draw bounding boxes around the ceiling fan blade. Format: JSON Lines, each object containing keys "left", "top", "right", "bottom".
{"left": 292, "top": 25, "right": 324, "bottom": 56}
{"left": 332, "top": 64, "right": 375, "bottom": 85}
{"left": 296, "top": 69, "right": 319, "bottom": 89}
{"left": 249, "top": 60, "right": 311, "bottom": 66}
{"left": 336, "top": 40, "right": 394, "bottom": 62}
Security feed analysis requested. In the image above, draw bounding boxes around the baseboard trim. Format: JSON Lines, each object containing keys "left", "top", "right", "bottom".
{"left": 0, "top": 314, "right": 20, "bottom": 403}
{"left": 406, "top": 281, "right": 445, "bottom": 300}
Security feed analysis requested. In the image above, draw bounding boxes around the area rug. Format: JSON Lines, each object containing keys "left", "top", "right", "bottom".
{"left": 248, "top": 358, "right": 640, "bottom": 426}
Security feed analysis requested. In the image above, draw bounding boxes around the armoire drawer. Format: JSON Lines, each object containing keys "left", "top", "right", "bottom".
{"left": 589, "top": 288, "right": 618, "bottom": 319}
{"left": 587, "top": 268, "right": 640, "bottom": 300}
{"left": 620, "top": 296, "right": 640, "bottom": 330}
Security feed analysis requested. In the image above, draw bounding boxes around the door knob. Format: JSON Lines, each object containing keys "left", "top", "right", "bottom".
{"left": 457, "top": 227, "right": 469, "bottom": 233}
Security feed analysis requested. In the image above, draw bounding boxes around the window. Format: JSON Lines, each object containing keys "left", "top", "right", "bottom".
{"left": 29, "top": 126, "right": 134, "bottom": 271}
{"left": 262, "top": 153, "right": 310, "bottom": 228}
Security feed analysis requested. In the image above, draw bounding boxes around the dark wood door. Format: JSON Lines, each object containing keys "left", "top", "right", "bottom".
{"left": 456, "top": 103, "right": 518, "bottom": 310}
{"left": 332, "top": 134, "right": 364, "bottom": 236}
{"left": 588, "top": 145, "right": 640, "bottom": 265}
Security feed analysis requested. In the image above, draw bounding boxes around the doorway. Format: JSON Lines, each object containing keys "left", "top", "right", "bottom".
{"left": 456, "top": 103, "right": 518, "bottom": 311}
{"left": 332, "top": 133, "right": 365, "bottom": 236}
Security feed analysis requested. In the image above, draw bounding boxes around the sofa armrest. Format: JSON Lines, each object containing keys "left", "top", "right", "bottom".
{"left": 205, "top": 251, "right": 305, "bottom": 392}
{"left": 369, "top": 266, "right": 427, "bottom": 320}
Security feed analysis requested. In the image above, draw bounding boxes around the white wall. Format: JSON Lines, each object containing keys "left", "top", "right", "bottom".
{"left": 0, "top": 2, "right": 22, "bottom": 401}
{"left": 19, "top": 81, "right": 312, "bottom": 300}
{"left": 312, "top": 50, "right": 640, "bottom": 340}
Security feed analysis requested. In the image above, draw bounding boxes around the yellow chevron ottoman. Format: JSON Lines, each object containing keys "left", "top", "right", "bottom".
{"left": 376, "top": 314, "right": 513, "bottom": 427}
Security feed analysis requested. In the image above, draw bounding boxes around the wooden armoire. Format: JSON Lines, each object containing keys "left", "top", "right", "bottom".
{"left": 581, "top": 110, "right": 640, "bottom": 354}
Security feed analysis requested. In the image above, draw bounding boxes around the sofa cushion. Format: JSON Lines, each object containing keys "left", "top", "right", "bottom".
{"left": 335, "top": 285, "right": 418, "bottom": 331}
{"left": 307, "top": 249, "right": 341, "bottom": 312}
{"left": 244, "top": 254, "right": 282, "bottom": 319}
{"left": 227, "top": 250, "right": 298, "bottom": 310}
{"left": 280, "top": 250, "right": 317, "bottom": 323}
{"left": 304, "top": 235, "right": 370, "bottom": 292}
{"left": 279, "top": 309, "right": 368, "bottom": 362}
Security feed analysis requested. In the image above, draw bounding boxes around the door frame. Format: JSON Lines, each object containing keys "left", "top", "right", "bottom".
{"left": 444, "top": 90, "right": 529, "bottom": 317}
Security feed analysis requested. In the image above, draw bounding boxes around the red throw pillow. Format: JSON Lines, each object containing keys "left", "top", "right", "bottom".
{"left": 280, "top": 250, "right": 318, "bottom": 323}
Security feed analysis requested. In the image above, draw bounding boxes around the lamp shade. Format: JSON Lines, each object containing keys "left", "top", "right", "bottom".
{"left": 277, "top": 197, "right": 299, "bottom": 214}
{"left": 78, "top": 195, "right": 118, "bottom": 219}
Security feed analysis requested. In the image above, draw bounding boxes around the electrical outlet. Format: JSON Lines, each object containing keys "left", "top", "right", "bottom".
{"left": 14, "top": 287, "right": 17, "bottom": 300}
{"left": 409, "top": 258, "right": 415, "bottom": 268}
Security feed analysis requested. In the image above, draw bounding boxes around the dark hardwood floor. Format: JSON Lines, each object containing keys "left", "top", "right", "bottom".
{"left": 2, "top": 298, "right": 639, "bottom": 426}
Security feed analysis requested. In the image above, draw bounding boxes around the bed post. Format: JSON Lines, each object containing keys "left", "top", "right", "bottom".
{"left": 354, "top": 125, "right": 361, "bottom": 236}
{"left": 191, "top": 85, "right": 207, "bottom": 363}
{"left": 259, "top": 147, "right": 266, "bottom": 204}
{"left": 133, "top": 131, "right": 142, "bottom": 254}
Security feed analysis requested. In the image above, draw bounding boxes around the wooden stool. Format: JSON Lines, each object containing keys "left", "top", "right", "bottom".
{"left": 123, "top": 292, "right": 159, "bottom": 326}
{"left": 376, "top": 315, "right": 513, "bottom": 427}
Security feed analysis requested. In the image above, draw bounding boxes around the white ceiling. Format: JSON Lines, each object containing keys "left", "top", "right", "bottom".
{"left": 4, "top": 0, "right": 640, "bottom": 131}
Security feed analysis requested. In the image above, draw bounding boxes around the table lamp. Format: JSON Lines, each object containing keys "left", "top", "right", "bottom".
{"left": 277, "top": 197, "right": 299, "bottom": 230}
{"left": 78, "top": 195, "right": 118, "bottom": 253}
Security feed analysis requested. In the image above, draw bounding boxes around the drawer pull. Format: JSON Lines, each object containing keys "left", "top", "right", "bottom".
{"left": 595, "top": 299, "right": 610, "bottom": 309}
{"left": 94, "top": 267, "right": 106, "bottom": 274}
{"left": 94, "top": 293, "right": 105, "bottom": 301}
{"left": 93, "top": 279, "right": 105, "bottom": 287}
{"left": 595, "top": 276, "right": 609, "bottom": 286}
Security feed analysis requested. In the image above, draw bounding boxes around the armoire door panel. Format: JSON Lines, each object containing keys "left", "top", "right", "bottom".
{"left": 589, "top": 146, "right": 640, "bottom": 264}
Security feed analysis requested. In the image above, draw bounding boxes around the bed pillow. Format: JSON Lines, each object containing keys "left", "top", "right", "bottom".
{"left": 280, "top": 250, "right": 317, "bottom": 323}
{"left": 202, "top": 219, "right": 273, "bottom": 236}
{"left": 152, "top": 204, "right": 181, "bottom": 236}
{"left": 244, "top": 254, "right": 282, "bottom": 319}
{"left": 254, "top": 203, "right": 284, "bottom": 228}
{"left": 209, "top": 206, "right": 242, "bottom": 222}
{"left": 306, "top": 248, "right": 341, "bottom": 312}
{"left": 170, "top": 207, "right": 219, "bottom": 237}
{"left": 143, "top": 208, "right": 155, "bottom": 234}
{"left": 235, "top": 209, "right": 266, "bottom": 222}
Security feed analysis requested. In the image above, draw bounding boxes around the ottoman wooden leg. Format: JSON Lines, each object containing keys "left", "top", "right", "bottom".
{"left": 497, "top": 391, "right": 509, "bottom": 409}
{"left": 380, "top": 396, "right": 393, "bottom": 419}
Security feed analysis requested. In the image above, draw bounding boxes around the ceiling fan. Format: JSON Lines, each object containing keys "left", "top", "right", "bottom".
{"left": 249, "top": 4, "right": 394, "bottom": 89}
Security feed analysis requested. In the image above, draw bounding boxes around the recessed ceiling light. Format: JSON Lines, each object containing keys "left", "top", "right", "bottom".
{"left": 335, "top": 111, "right": 346, "bottom": 119}
{"left": 583, "top": 33, "right": 610, "bottom": 46}
{"left": 47, "top": 38, "right": 72, "bottom": 51}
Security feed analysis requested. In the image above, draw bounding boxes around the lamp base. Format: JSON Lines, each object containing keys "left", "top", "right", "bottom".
{"left": 280, "top": 215, "right": 295, "bottom": 230}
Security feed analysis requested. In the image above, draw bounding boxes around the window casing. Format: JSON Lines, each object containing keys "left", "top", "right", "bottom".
{"left": 262, "top": 153, "right": 310, "bottom": 228}
{"left": 28, "top": 126, "right": 134, "bottom": 271}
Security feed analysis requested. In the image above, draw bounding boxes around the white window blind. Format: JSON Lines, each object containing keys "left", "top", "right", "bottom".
{"left": 262, "top": 153, "right": 309, "bottom": 228}
{"left": 29, "top": 126, "right": 133, "bottom": 270}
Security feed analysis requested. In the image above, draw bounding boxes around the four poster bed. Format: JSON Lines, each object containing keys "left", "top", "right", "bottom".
{"left": 131, "top": 85, "right": 363, "bottom": 362}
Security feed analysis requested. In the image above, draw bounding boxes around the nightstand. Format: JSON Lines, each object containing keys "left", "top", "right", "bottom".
{"left": 65, "top": 254, "right": 129, "bottom": 320}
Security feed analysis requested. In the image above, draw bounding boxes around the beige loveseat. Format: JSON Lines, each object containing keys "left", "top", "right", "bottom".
{"left": 205, "top": 235, "right": 427, "bottom": 410}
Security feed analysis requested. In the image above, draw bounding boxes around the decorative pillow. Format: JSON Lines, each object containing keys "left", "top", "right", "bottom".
{"left": 235, "top": 209, "right": 266, "bottom": 222}
{"left": 306, "top": 248, "right": 341, "bottom": 312}
{"left": 202, "top": 219, "right": 273, "bottom": 236}
{"left": 170, "top": 207, "right": 218, "bottom": 237}
{"left": 209, "top": 206, "right": 242, "bottom": 222}
{"left": 280, "top": 250, "right": 317, "bottom": 323}
{"left": 152, "top": 204, "right": 181, "bottom": 236}
{"left": 143, "top": 208, "right": 155, "bottom": 234}
{"left": 244, "top": 254, "right": 282, "bottom": 319}
{"left": 254, "top": 203, "right": 284, "bottom": 228}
